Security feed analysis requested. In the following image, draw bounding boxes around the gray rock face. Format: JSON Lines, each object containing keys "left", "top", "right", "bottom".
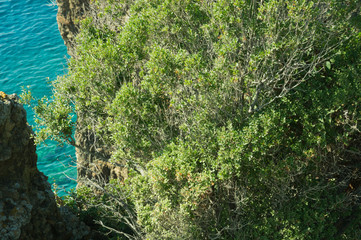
{"left": 0, "top": 93, "right": 90, "bottom": 240}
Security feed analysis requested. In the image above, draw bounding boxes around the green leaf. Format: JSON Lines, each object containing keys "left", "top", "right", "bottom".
{"left": 325, "top": 61, "right": 331, "bottom": 70}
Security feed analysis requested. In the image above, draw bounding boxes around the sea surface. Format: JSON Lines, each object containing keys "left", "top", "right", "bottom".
{"left": 0, "top": 0, "right": 76, "bottom": 195}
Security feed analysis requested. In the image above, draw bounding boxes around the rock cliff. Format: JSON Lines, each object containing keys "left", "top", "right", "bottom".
{"left": 0, "top": 92, "right": 90, "bottom": 240}
{"left": 57, "top": 0, "right": 127, "bottom": 188}
{"left": 75, "top": 113, "right": 127, "bottom": 187}
{"left": 57, "top": 0, "right": 89, "bottom": 56}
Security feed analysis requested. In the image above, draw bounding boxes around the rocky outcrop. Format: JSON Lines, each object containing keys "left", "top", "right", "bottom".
{"left": 57, "top": 0, "right": 128, "bottom": 187}
{"left": 75, "top": 116, "right": 127, "bottom": 187}
{"left": 56, "top": 0, "right": 90, "bottom": 56}
{"left": 0, "top": 92, "right": 90, "bottom": 240}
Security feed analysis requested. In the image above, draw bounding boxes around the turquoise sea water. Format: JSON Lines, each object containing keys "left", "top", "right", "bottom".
{"left": 0, "top": 0, "right": 76, "bottom": 195}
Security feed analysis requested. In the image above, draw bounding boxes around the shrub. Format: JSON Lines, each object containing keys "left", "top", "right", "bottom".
{"left": 26, "top": 0, "right": 361, "bottom": 239}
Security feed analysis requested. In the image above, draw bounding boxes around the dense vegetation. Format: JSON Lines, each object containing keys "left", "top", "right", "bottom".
{"left": 24, "top": 0, "right": 361, "bottom": 239}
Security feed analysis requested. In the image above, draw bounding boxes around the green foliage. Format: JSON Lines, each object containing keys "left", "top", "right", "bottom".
{"left": 31, "top": 0, "right": 361, "bottom": 239}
